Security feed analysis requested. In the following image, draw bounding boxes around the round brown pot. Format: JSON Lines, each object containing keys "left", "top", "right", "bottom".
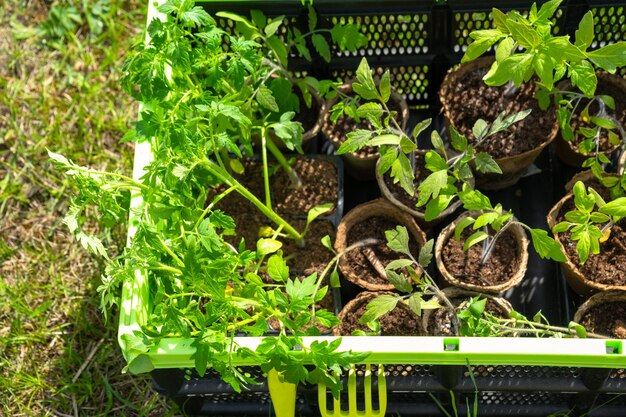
{"left": 332, "top": 291, "right": 425, "bottom": 336}
{"left": 574, "top": 291, "right": 626, "bottom": 339}
{"left": 547, "top": 179, "right": 626, "bottom": 296}
{"left": 439, "top": 56, "right": 558, "bottom": 191}
{"left": 435, "top": 211, "right": 529, "bottom": 294}
{"left": 323, "top": 83, "right": 409, "bottom": 180}
{"left": 335, "top": 199, "right": 427, "bottom": 291}
{"left": 554, "top": 72, "right": 626, "bottom": 167}
{"left": 422, "top": 287, "right": 514, "bottom": 336}
{"left": 375, "top": 152, "right": 465, "bottom": 228}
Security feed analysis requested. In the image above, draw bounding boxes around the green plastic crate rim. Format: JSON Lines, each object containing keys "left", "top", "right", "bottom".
{"left": 117, "top": 0, "right": 626, "bottom": 374}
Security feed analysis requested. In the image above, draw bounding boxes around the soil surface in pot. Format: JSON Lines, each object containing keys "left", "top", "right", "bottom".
{"left": 208, "top": 159, "right": 266, "bottom": 215}
{"left": 563, "top": 80, "right": 626, "bottom": 155}
{"left": 344, "top": 216, "right": 421, "bottom": 286}
{"left": 426, "top": 297, "right": 509, "bottom": 336}
{"left": 441, "top": 228, "right": 521, "bottom": 287}
{"left": 556, "top": 195, "right": 626, "bottom": 286}
{"left": 578, "top": 301, "right": 626, "bottom": 339}
{"left": 335, "top": 295, "right": 422, "bottom": 336}
{"left": 325, "top": 96, "right": 404, "bottom": 158}
{"left": 272, "top": 157, "right": 338, "bottom": 216}
{"left": 226, "top": 215, "right": 335, "bottom": 278}
{"left": 441, "top": 68, "right": 555, "bottom": 159}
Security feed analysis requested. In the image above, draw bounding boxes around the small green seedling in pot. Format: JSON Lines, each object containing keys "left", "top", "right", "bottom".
{"left": 455, "top": 185, "right": 566, "bottom": 263}
{"left": 552, "top": 180, "right": 626, "bottom": 264}
{"left": 333, "top": 58, "right": 531, "bottom": 221}
{"left": 463, "top": 0, "right": 626, "bottom": 174}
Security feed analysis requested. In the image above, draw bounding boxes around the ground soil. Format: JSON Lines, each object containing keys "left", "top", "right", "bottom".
{"left": 441, "top": 67, "right": 556, "bottom": 159}
{"left": 564, "top": 79, "right": 626, "bottom": 155}
{"left": 335, "top": 293, "right": 423, "bottom": 336}
{"left": 343, "top": 216, "right": 421, "bottom": 286}
{"left": 440, "top": 227, "right": 521, "bottom": 287}
{"left": 555, "top": 193, "right": 626, "bottom": 286}
{"left": 426, "top": 296, "right": 509, "bottom": 336}
{"left": 272, "top": 157, "right": 338, "bottom": 216}
{"left": 324, "top": 95, "right": 405, "bottom": 158}
{"left": 578, "top": 302, "right": 626, "bottom": 339}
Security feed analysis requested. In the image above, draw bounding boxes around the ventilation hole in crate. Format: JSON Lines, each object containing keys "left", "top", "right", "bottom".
{"left": 467, "top": 365, "right": 581, "bottom": 380}
{"left": 332, "top": 13, "right": 428, "bottom": 57}
{"left": 591, "top": 6, "right": 626, "bottom": 49}
{"left": 203, "top": 392, "right": 272, "bottom": 403}
{"left": 471, "top": 391, "right": 572, "bottom": 406}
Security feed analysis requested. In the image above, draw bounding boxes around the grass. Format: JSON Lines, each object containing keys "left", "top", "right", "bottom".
{"left": 0, "top": 0, "right": 181, "bottom": 415}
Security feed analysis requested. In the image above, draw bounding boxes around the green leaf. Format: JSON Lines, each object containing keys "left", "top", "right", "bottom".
{"left": 359, "top": 294, "right": 399, "bottom": 324}
{"left": 257, "top": 238, "right": 282, "bottom": 256}
{"left": 264, "top": 16, "right": 284, "bottom": 37}
{"left": 537, "top": 0, "right": 562, "bottom": 21}
{"left": 378, "top": 147, "right": 398, "bottom": 176}
{"left": 475, "top": 152, "right": 502, "bottom": 174}
{"left": 569, "top": 61, "right": 597, "bottom": 97}
{"left": 417, "top": 170, "right": 448, "bottom": 207}
{"left": 266, "top": 35, "right": 288, "bottom": 67}
{"left": 424, "top": 195, "right": 454, "bottom": 222}
{"left": 463, "top": 231, "right": 489, "bottom": 251}
{"left": 430, "top": 131, "right": 445, "bottom": 152}
{"left": 529, "top": 228, "right": 566, "bottom": 262}
{"left": 321, "top": 235, "right": 334, "bottom": 253}
{"left": 462, "top": 30, "right": 505, "bottom": 62}
{"left": 386, "top": 259, "right": 414, "bottom": 270}
{"left": 473, "top": 212, "right": 499, "bottom": 229}
{"left": 391, "top": 153, "right": 415, "bottom": 196}
{"left": 599, "top": 95, "right": 615, "bottom": 110}
{"left": 379, "top": 71, "right": 391, "bottom": 103}
{"left": 308, "top": 6, "right": 317, "bottom": 32}
{"left": 216, "top": 11, "right": 255, "bottom": 30}
{"left": 330, "top": 268, "right": 340, "bottom": 288}
{"left": 257, "top": 85, "right": 279, "bottom": 112}
{"left": 267, "top": 254, "right": 289, "bottom": 282}
{"left": 386, "top": 269, "right": 413, "bottom": 293}
{"left": 385, "top": 225, "right": 412, "bottom": 257}
{"left": 495, "top": 37, "right": 516, "bottom": 62}
{"left": 505, "top": 19, "right": 541, "bottom": 49}
{"left": 48, "top": 149, "right": 72, "bottom": 167}
{"left": 368, "top": 134, "right": 400, "bottom": 147}
{"left": 588, "top": 42, "right": 626, "bottom": 73}
{"left": 312, "top": 34, "right": 331, "bottom": 63}
{"left": 575, "top": 11, "right": 594, "bottom": 50}
{"left": 492, "top": 8, "right": 509, "bottom": 33}
{"left": 418, "top": 239, "right": 434, "bottom": 267}
{"left": 568, "top": 321, "right": 587, "bottom": 338}
{"left": 424, "top": 151, "right": 447, "bottom": 172}
{"left": 599, "top": 197, "right": 626, "bottom": 218}
{"left": 458, "top": 187, "right": 493, "bottom": 211}
{"left": 449, "top": 126, "right": 468, "bottom": 152}
{"left": 337, "top": 129, "right": 371, "bottom": 154}
{"left": 484, "top": 53, "right": 533, "bottom": 86}
{"left": 407, "top": 293, "right": 423, "bottom": 316}
{"left": 413, "top": 119, "right": 432, "bottom": 140}
{"left": 472, "top": 119, "right": 489, "bottom": 140}
{"left": 353, "top": 58, "right": 378, "bottom": 100}
{"left": 455, "top": 216, "right": 476, "bottom": 241}
{"left": 307, "top": 202, "right": 333, "bottom": 225}
{"left": 533, "top": 53, "right": 554, "bottom": 88}
{"left": 591, "top": 116, "right": 617, "bottom": 130}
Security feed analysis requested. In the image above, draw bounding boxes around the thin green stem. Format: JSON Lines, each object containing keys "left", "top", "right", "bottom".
{"left": 157, "top": 236, "right": 186, "bottom": 269}
{"left": 265, "top": 134, "right": 302, "bottom": 188}
{"left": 261, "top": 127, "right": 273, "bottom": 209}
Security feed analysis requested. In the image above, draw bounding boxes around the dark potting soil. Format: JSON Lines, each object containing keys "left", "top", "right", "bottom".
{"left": 578, "top": 302, "right": 626, "bottom": 339}
{"left": 426, "top": 297, "right": 509, "bottom": 336}
{"left": 324, "top": 96, "right": 405, "bottom": 158}
{"left": 272, "top": 157, "right": 338, "bottom": 216}
{"left": 344, "top": 216, "right": 421, "bottom": 286}
{"left": 556, "top": 195, "right": 626, "bottom": 286}
{"left": 335, "top": 294, "right": 422, "bottom": 336}
{"left": 441, "top": 67, "right": 556, "bottom": 159}
{"left": 441, "top": 228, "right": 521, "bottom": 287}
{"left": 564, "top": 80, "right": 626, "bottom": 154}
{"left": 208, "top": 160, "right": 266, "bottom": 215}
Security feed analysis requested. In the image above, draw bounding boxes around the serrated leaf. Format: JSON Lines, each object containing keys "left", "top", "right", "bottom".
{"left": 473, "top": 212, "right": 499, "bottom": 229}
{"left": 336, "top": 129, "right": 371, "bottom": 154}
{"left": 312, "top": 34, "right": 331, "bottom": 63}
{"left": 418, "top": 239, "right": 434, "bottom": 267}
{"left": 321, "top": 235, "right": 334, "bottom": 252}
{"left": 462, "top": 30, "right": 505, "bottom": 62}
{"left": 264, "top": 16, "right": 284, "bottom": 37}
{"left": 463, "top": 231, "right": 489, "bottom": 251}
{"left": 424, "top": 195, "right": 454, "bottom": 222}
{"left": 475, "top": 152, "right": 502, "bottom": 174}
{"left": 569, "top": 61, "right": 597, "bottom": 97}
{"left": 431, "top": 131, "right": 445, "bottom": 152}
{"left": 537, "top": 0, "right": 562, "bottom": 21}
{"left": 529, "top": 228, "right": 566, "bottom": 262}
{"left": 308, "top": 6, "right": 317, "bottom": 32}
{"left": 417, "top": 170, "right": 448, "bottom": 207}
{"left": 472, "top": 119, "right": 489, "bottom": 141}
{"left": 591, "top": 116, "right": 617, "bottom": 130}
{"left": 458, "top": 187, "right": 493, "bottom": 211}
{"left": 413, "top": 119, "right": 432, "bottom": 140}
{"left": 407, "top": 293, "right": 423, "bottom": 316}
{"left": 455, "top": 216, "right": 476, "bottom": 241}
{"left": 257, "top": 85, "right": 279, "bottom": 112}
{"left": 587, "top": 42, "right": 626, "bottom": 73}
{"left": 424, "top": 151, "right": 447, "bottom": 172}
{"left": 575, "top": 11, "right": 594, "bottom": 50}
{"left": 385, "top": 225, "right": 412, "bottom": 257}
{"left": 505, "top": 19, "right": 541, "bottom": 49}
{"left": 368, "top": 134, "right": 400, "bottom": 147}
{"left": 495, "top": 36, "right": 515, "bottom": 62}
{"left": 386, "top": 269, "right": 413, "bottom": 293}
{"left": 359, "top": 294, "right": 399, "bottom": 324}
{"left": 449, "top": 126, "right": 468, "bottom": 152}
{"left": 484, "top": 53, "right": 533, "bottom": 86}
{"left": 599, "top": 197, "right": 626, "bottom": 218}
{"left": 379, "top": 71, "right": 391, "bottom": 103}
{"left": 386, "top": 259, "right": 414, "bottom": 270}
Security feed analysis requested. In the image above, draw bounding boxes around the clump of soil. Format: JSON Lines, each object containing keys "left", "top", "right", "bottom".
{"left": 343, "top": 216, "right": 421, "bottom": 286}
{"left": 564, "top": 79, "right": 626, "bottom": 155}
{"left": 441, "top": 66, "right": 556, "bottom": 159}
{"left": 578, "top": 302, "right": 626, "bottom": 339}
{"left": 334, "top": 293, "right": 423, "bottom": 336}
{"left": 273, "top": 157, "right": 338, "bottom": 216}
{"left": 324, "top": 94, "right": 405, "bottom": 158}
{"left": 441, "top": 228, "right": 521, "bottom": 287}
{"left": 426, "top": 296, "right": 509, "bottom": 336}
{"left": 555, "top": 191, "right": 626, "bottom": 287}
